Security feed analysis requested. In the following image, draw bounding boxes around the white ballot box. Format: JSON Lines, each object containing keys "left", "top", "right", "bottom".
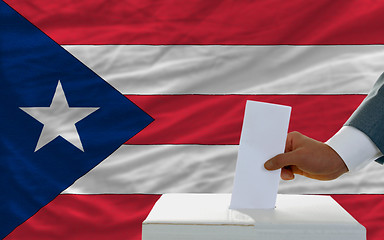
{"left": 142, "top": 194, "right": 366, "bottom": 240}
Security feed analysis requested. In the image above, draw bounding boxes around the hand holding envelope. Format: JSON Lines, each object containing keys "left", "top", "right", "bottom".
{"left": 230, "top": 100, "right": 348, "bottom": 210}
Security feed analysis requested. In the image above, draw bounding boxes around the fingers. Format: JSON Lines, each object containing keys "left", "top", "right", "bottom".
{"left": 281, "top": 167, "right": 295, "bottom": 180}
{"left": 264, "top": 150, "right": 300, "bottom": 171}
{"left": 284, "top": 131, "right": 303, "bottom": 153}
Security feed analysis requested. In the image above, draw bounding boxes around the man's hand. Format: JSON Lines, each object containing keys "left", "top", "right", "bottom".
{"left": 264, "top": 131, "right": 348, "bottom": 181}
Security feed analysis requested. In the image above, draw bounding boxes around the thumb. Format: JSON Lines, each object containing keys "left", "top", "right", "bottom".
{"left": 264, "top": 151, "right": 300, "bottom": 171}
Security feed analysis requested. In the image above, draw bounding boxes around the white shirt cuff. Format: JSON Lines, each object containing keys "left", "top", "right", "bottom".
{"left": 326, "top": 126, "right": 383, "bottom": 172}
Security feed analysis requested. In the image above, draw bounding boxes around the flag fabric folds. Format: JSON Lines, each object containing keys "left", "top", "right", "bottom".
{"left": 2, "top": 0, "right": 384, "bottom": 240}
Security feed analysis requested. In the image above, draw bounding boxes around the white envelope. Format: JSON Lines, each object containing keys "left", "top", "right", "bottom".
{"left": 230, "top": 100, "right": 291, "bottom": 209}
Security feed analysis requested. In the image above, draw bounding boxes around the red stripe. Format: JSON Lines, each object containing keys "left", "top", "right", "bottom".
{"left": 5, "top": 0, "right": 384, "bottom": 45}
{"left": 5, "top": 194, "right": 161, "bottom": 240}
{"left": 6, "top": 194, "right": 384, "bottom": 240}
{"left": 127, "top": 95, "right": 365, "bottom": 144}
{"left": 332, "top": 195, "right": 384, "bottom": 240}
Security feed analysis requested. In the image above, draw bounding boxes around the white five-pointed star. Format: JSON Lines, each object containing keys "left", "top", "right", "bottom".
{"left": 20, "top": 81, "right": 99, "bottom": 152}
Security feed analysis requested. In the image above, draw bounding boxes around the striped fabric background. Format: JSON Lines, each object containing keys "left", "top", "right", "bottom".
{"left": 3, "top": 0, "right": 384, "bottom": 239}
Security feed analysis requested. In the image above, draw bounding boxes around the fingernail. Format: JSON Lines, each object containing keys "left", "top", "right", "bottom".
{"left": 281, "top": 171, "right": 294, "bottom": 180}
{"left": 264, "top": 161, "right": 273, "bottom": 170}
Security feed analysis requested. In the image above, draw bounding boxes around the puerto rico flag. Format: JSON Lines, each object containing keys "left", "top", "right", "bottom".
{"left": 1, "top": 0, "right": 384, "bottom": 239}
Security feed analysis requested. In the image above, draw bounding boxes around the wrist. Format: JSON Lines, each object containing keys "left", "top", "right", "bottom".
{"left": 324, "top": 143, "right": 348, "bottom": 179}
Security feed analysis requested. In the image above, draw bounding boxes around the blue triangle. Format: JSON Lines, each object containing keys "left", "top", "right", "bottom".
{"left": 0, "top": 1, "right": 153, "bottom": 238}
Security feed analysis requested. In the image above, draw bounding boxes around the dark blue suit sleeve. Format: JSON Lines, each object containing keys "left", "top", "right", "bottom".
{"left": 345, "top": 73, "right": 384, "bottom": 164}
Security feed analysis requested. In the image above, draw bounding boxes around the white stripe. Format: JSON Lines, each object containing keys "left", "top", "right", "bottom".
{"left": 64, "top": 45, "right": 384, "bottom": 94}
{"left": 63, "top": 145, "right": 384, "bottom": 194}
{"left": 64, "top": 145, "right": 237, "bottom": 194}
{"left": 279, "top": 162, "right": 384, "bottom": 194}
